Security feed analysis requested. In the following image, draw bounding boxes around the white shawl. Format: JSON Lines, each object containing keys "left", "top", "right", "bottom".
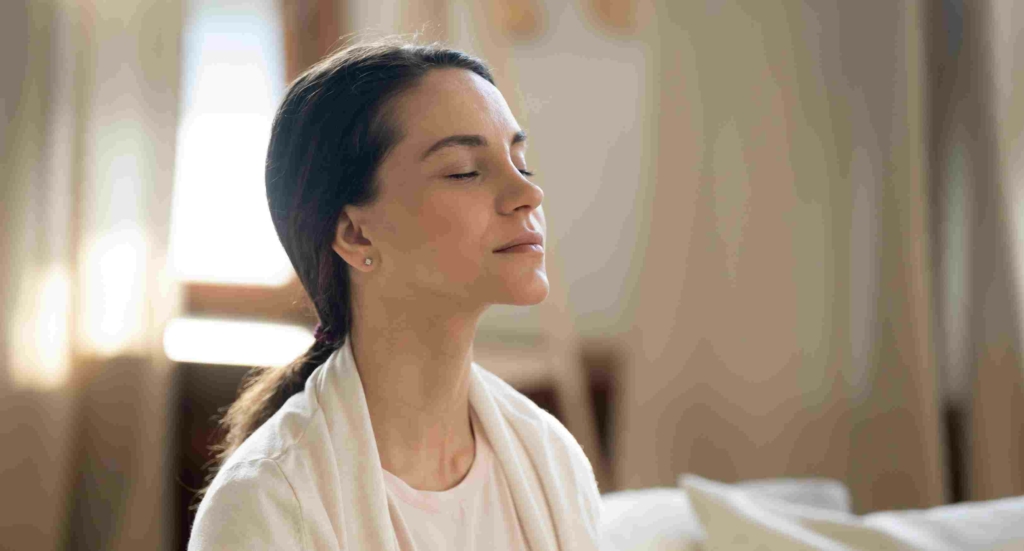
{"left": 188, "top": 337, "right": 604, "bottom": 550}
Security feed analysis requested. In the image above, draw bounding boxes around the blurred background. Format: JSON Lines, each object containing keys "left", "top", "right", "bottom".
{"left": 3, "top": 0, "right": 1024, "bottom": 549}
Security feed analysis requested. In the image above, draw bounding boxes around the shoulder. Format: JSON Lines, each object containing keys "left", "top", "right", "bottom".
{"left": 189, "top": 374, "right": 327, "bottom": 550}
{"left": 474, "top": 366, "right": 605, "bottom": 523}
{"left": 232, "top": 371, "right": 324, "bottom": 463}
{"left": 475, "top": 366, "right": 592, "bottom": 466}
{"left": 188, "top": 457, "right": 307, "bottom": 550}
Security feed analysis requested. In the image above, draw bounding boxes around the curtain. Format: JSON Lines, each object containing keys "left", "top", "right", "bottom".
{"left": 620, "top": 0, "right": 1024, "bottom": 512}
{"left": 620, "top": 0, "right": 948, "bottom": 512}
{"left": 0, "top": 1, "right": 183, "bottom": 549}
{"left": 925, "top": 0, "right": 1024, "bottom": 503}
{"left": 954, "top": 0, "right": 1024, "bottom": 501}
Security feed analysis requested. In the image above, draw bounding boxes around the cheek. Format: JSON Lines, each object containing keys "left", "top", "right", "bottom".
{"left": 417, "top": 191, "right": 491, "bottom": 269}
{"left": 534, "top": 206, "right": 546, "bottom": 232}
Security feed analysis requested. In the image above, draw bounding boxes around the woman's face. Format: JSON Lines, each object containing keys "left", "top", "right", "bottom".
{"left": 338, "top": 67, "right": 549, "bottom": 309}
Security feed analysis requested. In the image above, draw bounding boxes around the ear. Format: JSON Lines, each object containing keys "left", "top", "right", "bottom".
{"left": 331, "top": 205, "right": 375, "bottom": 272}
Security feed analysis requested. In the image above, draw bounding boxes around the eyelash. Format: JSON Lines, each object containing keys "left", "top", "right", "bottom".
{"left": 448, "top": 169, "right": 535, "bottom": 180}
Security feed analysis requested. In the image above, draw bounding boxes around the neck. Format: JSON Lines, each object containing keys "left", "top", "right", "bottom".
{"left": 349, "top": 287, "right": 487, "bottom": 491}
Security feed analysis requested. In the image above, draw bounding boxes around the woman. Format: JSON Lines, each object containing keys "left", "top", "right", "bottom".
{"left": 188, "top": 39, "right": 604, "bottom": 550}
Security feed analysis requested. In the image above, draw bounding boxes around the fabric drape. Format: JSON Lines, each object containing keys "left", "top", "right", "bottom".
{"left": 188, "top": 337, "right": 603, "bottom": 550}
{"left": 620, "top": 0, "right": 944, "bottom": 512}
{"left": 620, "top": 0, "right": 1024, "bottom": 511}
{"left": 0, "top": 1, "right": 183, "bottom": 549}
{"left": 958, "top": 0, "right": 1024, "bottom": 501}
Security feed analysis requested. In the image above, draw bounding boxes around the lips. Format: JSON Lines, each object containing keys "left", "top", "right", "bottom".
{"left": 494, "top": 231, "right": 544, "bottom": 252}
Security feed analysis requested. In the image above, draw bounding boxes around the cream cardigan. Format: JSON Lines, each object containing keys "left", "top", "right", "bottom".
{"left": 188, "top": 337, "right": 604, "bottom": 550}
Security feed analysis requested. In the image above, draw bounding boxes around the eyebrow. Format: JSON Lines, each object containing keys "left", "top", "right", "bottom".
{"left": 420, "top": 130, "right": 528, "bottom": 161}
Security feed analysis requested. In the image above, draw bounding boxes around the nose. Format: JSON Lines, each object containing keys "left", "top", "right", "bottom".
{"left": 501, "top": 164, "right": 543, "bottom": 215}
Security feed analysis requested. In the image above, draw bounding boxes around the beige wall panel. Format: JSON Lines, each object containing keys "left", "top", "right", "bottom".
{"left": 620, "top": 0, "right": 945, "bottom": 511}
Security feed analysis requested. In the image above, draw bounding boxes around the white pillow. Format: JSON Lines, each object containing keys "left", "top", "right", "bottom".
{"left": 598, "top": 480, "right": 852, "bottom": 551}
{"left": 710, "top": 476, "right": 853, "bottom": 514}
{"left": 681, "top": 474, "right": 1024, "bottom": 551}
{"left": 601, "top": 488, "right": 706, "bottom": 551}
{"left": 865, "top": 494, "right": 1024, "bottom": 550}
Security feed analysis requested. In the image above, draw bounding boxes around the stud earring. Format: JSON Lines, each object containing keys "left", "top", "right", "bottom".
{"left": 364, "top": 257, "right": 373, "bottom": 266}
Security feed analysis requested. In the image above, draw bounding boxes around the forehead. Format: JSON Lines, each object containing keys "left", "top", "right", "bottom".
{"left": 388, "top": 68, "right": 520, "bottom": 152}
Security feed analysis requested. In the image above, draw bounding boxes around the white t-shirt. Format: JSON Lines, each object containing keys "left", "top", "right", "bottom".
{"left": 384, "top": 408, "right": 530, "bottom": 550}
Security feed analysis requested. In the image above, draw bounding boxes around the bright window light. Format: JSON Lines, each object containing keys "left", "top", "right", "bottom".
{"left": 169, "top": 0, "right": 293, "bottom": 285}
{"left": 163, "top": 317, "right": 314, "bottom": 367}
{"left": 82, "top": 224, "right": 147, "bottom": 356}
{"left": 8, "top": 264, "right": 71, "bottom": 390}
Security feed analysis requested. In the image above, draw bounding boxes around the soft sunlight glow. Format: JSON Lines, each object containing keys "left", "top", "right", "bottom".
{"left": 163, "top": 317, "right": 314, "bottom": 367}
{"left": 82, "top": 225, "right": 147, "bottom": 357}
{"left": 170, "top": 112, "right": 292, "bottom": 285}
{"left": 168, "top": 0, "right": 293, "bottom": 285}
{"left": 8, "top": 265, "right": 71, "bottom": 390}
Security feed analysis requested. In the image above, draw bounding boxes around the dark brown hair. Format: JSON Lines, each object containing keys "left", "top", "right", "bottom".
{"left": 210, "top": 38, "right": 494, "bottom": 470}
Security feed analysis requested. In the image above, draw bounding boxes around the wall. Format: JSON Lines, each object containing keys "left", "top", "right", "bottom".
{"left": 620, "top": 0, "right": 945, "bottom": 512}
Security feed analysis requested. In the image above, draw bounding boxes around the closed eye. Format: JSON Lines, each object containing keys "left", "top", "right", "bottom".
{"left": 448, "top": 171, "right": 479, "bottom": 180}
{"left": 447, "top": 169, "right": 535, "bottom": 180}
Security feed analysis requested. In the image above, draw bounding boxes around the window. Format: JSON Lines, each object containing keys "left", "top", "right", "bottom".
{"left": 170, "top": 0, "right": 291, "bottom": 286}
{"left": 167, "top": 0, "right": 315, "bottom": 366}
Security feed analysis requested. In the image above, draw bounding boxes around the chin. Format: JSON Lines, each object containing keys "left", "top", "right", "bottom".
{"left": 502, "top": 274, "right": 550, "bottom": 305}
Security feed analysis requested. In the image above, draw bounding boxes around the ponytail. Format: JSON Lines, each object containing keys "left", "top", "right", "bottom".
{"left": 210, "top": 341, "right": 336, "bottom": 465}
